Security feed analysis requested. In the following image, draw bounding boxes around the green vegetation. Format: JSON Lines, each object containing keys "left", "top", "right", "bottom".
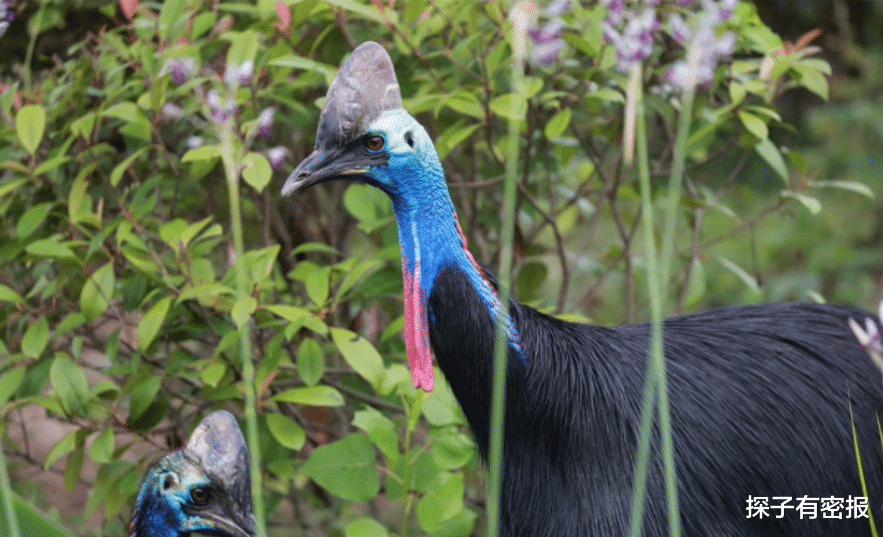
{"left": 0, "top": 0, "right": 880, "bottom": 535}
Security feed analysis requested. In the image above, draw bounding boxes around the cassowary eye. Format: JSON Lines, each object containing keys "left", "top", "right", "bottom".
{"left": 365, "top": 135, "right": 384, "bottom": 152}
{"left": 190, "top": 487, "right": 210, "bottom": 504}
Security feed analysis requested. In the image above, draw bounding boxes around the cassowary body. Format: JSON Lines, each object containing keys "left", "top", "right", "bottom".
{"left": 283, "top": 41, "right": 883, "bottom": 536}
{"left": 130, "top": 410, "right": 256, "bottom": 537}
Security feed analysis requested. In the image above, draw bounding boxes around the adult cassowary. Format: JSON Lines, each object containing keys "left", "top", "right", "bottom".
{"left": 130, "top": 410, "right": 256, "bottom": 537}
{"left": 282, "top": 41, "right": 883, "bottom": 536}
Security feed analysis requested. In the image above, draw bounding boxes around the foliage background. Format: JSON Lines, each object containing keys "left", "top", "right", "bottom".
{"left": 0, "top": 0, "right": 881, "bottom": 536}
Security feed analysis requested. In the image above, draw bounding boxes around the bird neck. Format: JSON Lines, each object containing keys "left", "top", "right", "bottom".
{"left": 389, "top": 160, "right": 524, "bottom": 376}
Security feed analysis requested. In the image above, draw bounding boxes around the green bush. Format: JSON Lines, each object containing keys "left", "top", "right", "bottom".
{"left": 0, "top": 1, "right": 876, "bottom": 536}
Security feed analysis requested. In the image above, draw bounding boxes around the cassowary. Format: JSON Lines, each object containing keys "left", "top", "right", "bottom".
{"left": 282, "top": 41, "right": 883, "bottom": 536}
{"left": 130, "top": 410, "right": 256, "bottom": 537}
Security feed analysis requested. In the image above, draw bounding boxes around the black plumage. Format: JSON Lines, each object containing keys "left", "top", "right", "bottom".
{"left": 430, "top": 266, "right": 882, "bottom": 535}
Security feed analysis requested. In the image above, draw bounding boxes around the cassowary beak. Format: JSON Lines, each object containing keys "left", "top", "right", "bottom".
{"left": 280, "top": 146, "right": 374, "bottom": 197}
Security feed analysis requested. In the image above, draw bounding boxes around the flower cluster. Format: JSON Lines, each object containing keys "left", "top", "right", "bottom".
{"left": 527, "top": 0, "right": 570, "bottom": 65}
{"left": 156, "top": 52, "right": 288, "bottom": 176}
{"left": 602, "top": 0, "right": 660, "bottom": 73}
{"left": 664, "top": 0, "right": 737, "bottom": 89}
{"left": 0, "top": 0, "right": 14, "bottom": 37}
{"left": 160, "top": 57, "right": 198, "bottom": 84}
{"left": 530, "top": 0, "right": 738, "bottom": 90}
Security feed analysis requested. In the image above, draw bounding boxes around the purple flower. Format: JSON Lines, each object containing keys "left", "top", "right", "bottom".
{"left": 664, "top": 0, "right": 736, "bottom": 89}
{"left": 529, "top": 19, "right": 565, "bottom": 45}
{"left": 604, "top": 6, "right": 659, "bottom": 73}
{"left": 187, "top": 136, "right": 204, "bottom": 149}
{"left": 533, "top": 39, "right": 565, "bottom": 65}
{"left": 267, "top": 146, "right": 289, "bottom": 169}
{"left": 256, "top": 107, "right": 275, "bottom": 137}
{"left": 0, "top": 1, "right": 13, "bottom": 37}
{"left": 161, "top": 57, "right": 198, "bottom": 84}
{"left": 545, "top": 0, "right": 570, "bottom": 16}
{"left": 207, "top": 89, "right": 237, "bottom": 123}
{"left": 161, "top": 103, "right": 183, "bottom": 120}
{"left": 224, "top": 60, "right": 254, "bottom": 86}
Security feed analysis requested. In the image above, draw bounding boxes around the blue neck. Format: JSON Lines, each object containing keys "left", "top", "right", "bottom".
{"left": 386, "top": 153, "right": 524, "bottom": 359}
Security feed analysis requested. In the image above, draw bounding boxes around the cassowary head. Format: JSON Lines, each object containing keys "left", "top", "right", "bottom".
{"left": 283, "top": 42, "right": 522, "bottom": 392}
{"left": 129, "top": 411, "right": 256, "bottom": 537}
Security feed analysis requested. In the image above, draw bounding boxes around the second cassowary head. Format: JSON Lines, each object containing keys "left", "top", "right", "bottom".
{"left": 130, "top": 410, "right": 256, "bottom": 537}
{"left": 283, "top": 42, "right": 522, "bottom": 392}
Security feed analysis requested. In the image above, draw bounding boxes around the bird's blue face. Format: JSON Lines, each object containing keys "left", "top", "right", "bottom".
{"left": 358, "top": 109, "right": 446, "bottom": 200}
{"left": 130, "top": 411, "right": 256, "bottom": 537}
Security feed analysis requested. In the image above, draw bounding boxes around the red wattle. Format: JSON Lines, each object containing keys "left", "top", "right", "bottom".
{"left": 401, "top": 245, "right": 434, "bottom": 391}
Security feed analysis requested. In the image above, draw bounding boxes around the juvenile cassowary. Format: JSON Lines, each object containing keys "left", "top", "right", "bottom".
{"left": 130, "top": 410, "right": 256, "bottom": 537}
{"left": 282, "top": 41, "right": 883, "bottom": 536}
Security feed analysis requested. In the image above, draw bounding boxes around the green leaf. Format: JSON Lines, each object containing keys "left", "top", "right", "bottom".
{"left": 242, "top": 152, "right": 271, "bottom": 192}
{"left": 683, "top": 258, "right": 706, "bottom": 309}
{"left": 323, "top": 0, "right": 383, "bottom": 22}
{"left": 231, "top": 296, "right": 257, "bottom": 329}
{"left": 489, "top": 93, "right": 527, "bottom": 121}
{"left": 301, "top": 434, "right": 379, "bottom": 501}
{"left": 266, "top": 413, "right": 306, "bottom": 450}
{"left": 0, "top": 284, "right": 23, "bottom": 305}
{"left": 138, "top": 296, "right": 172, "bottom": 351}
{"left": 110, "top": 146, "right": 150, "bottom": 187}
{"left": 792, "top": 63, "right": 829, "bottom": 101}
{"left": 17, "top": 202, "right": 52, "bottom": 239}
{"left": 806, "top": 179, "right": 875, "bottom": 199}
{"left": 16, "top": 104, "right": 46, "bottom": 155}
{"left": 9, "top": 493, "right": 77, "bottom": 537}
{"left": 158, "top": 0, "right": 188, "bottom": 42}
{"left": 781, "top": 190, "right": 821, "bottom": 215}
{"left": 64, "top": 444, "right": 85, "bottom": 490}
{"left": 784, "top": 149, "right": 808, "bottom": 176}
{"left": 738, "top": 110, "right": 768, "bottom": 140}
{"left": 353, "top": 407, "right": 399, "bottom": 462}
{"left": 544, "top": 108, "right": 572, "bottom": 140}
{"left": 50, "top": 356, "right": 90, "bottom": 416}
{"left": 753, "top": 138, "right": 788, "bottom": 184}
{"left": 417, "top": 472, "right": 464, "bottom": 531}
{"left": 26, "top": 237, "right": 76, "bottom": 259}
{"left": 386, "top": 449, "right": 438, "bottom": 499}
{"left": 80, "top": 263, "right": 116, "bottom": 321}
{"left": 272, "top": 385, "right": 344, "bottom": 406}
{"left": 181, "top": 144, "right": 222, "bottom": 162}
{"left": 129, "top": 376, "right": 161, "bottom": 421}
{"left": 330, "top": 328, "right": 384, "bottom": 388}
{"left": 297, "top": 338, "right": 324, "bottom": 386}
{"left": 201, "top": 361, "right": 226, "bottom": 387}
{"left": 45, "top": 431, "right": 77, "bottom": 469}
{"left": 303, "top": 265, "right": 330, "bottom": 306}
{"left": 431, "top": 432, "right": 474, "bottom": 470}
{"left": 346, "top": 517, "right": 389, "bottom": 537}
{"left": 714, "top": 255, "right": 761, "bottom": 297}
{"left": 0, "top": 366, "right": 26, "bottom": 404}
{"left": 22, "top": 317, "right": 49, "bottom": 358}
{"left": 269, "top": 55, "right": 337, "bottom": 85}
{"left": 88, "top": 427, "right": 114, "bottom": 464}
{"left": 422, "top": 377, "right": 462, "bottom": 426}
